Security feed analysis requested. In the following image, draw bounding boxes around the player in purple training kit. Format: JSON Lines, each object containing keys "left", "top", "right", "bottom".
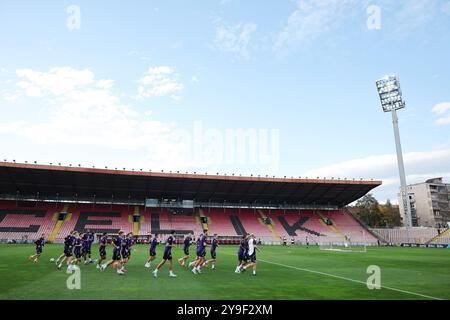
{"left": 177, "top": 233, "right": 193, "bottom": 267}
{"left": 56, "top": 230, "right": 76, "bottom": 271}
{"left": 152, "top": 231, "right": 177, "bottom": 278}
{"left": 235, "top": 233, "right": 249, "bottom": 273}
{"left": 239, "top": 233, "right": 259, "bottom": 276}
{"left": 144, "top": 233, "right": 159, "bottom": 268}
{"left": 82, "top": 229, "right": 94, "bottom": 264}
{"left": 96, "top": 232, "right": 108, "bottom": 269}
{"left": 203, "top": 233, "right": 219, "bottom": 270}
{"left": 121, "top": 232, "right": 134, "bottom": 272}
{"left": 191, "top": 231, "right": 208, "bottom": 274}
{"left": 28, "top": 233, "right": 45, "bottom": 263}
{"left": 72, "top": 232, "right": 84, "bottom": 266}
{"left": 100, "top": 230, "right": 125, "bottom": 275}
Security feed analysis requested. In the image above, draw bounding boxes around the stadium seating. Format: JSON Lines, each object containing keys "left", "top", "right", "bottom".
{"left": 370, "top": 227, "right": 443, "bottom": 244}
{"left": 206, "top": 208, "right": 244, "bottom": 236}
{"left": 153, "top": 208, "right": 203, "bottom": 235}
{"left": 0, "top": 200, "right": 57, "bottom": 241}
{"left": 55, "top": 203, "right": 134, "bottom": 241}
{"left": 0, "top": 200, "right": 385, "bottom": 244}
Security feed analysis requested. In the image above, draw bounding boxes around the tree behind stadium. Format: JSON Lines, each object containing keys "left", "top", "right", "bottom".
{"left": 354, "top": 194, "right": 401, "bottom": 228}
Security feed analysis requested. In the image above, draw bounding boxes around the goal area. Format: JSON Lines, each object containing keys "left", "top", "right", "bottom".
{"left": 319, "top": 233, "right": 368, "bottom": 253}
{"left": 319, "top": 241, "right": 367, "bottom": 253}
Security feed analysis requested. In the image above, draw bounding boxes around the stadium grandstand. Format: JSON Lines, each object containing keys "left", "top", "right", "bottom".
{"left": 0, "top": 161, "right": 382, "bottom": 245}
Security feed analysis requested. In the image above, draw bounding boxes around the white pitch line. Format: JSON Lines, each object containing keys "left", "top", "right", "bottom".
{"left": 259, "top": 259, "right": 443, "bottom": 300}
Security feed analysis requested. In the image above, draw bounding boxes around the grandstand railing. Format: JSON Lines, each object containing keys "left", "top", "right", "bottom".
{"left": 0, "top": 194, "right": 340, "bottom": 211}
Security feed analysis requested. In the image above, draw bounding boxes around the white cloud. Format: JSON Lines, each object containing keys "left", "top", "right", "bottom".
{"left": 274, "top": 0, "right": 362, "bottom": 53}
{"left": 1, "top": 67, "right": 280, "bottom": 175}
{"left": 16, "top": 67, "right": 96, "bottom": 96}
{"left": 304, "top": 149, "right": 450, "bottom": 179}
{"left": 274, "top": 0, "right": 448, "bottom": 54}
{"left": 437, "top": 117, "right": 450, "bottom": 125}
{"left": 385, "top": 0, "right": 442, "bottom": 34}
{"left": 0, "top": 66, "right": 200, "bottom": 170}
{"left": 303, "top": 149, "right": 450, "bottom": 202}
{"left": 191, "top": 75, "right": 200, "bottom": 83}
{"left": 432, "top": 102, "right": 450, "bottom": 125}
{"left": 432, "top": 102, "right": 450, "bottom": 114}
{"left": 137, "top": 66, "right": 183, "bottom": 99}
{"left": 212, "top": 21, "right": 257, "bottom": 59}
{"left": 1, "top": 92, "right": 20, "bottom": 102}
{"left": 96, "top": 79, "right": 114, "bottom": 89}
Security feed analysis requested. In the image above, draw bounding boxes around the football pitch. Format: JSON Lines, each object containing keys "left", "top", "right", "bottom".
{"left": 0, "top": 244, "right": 449, "bottom": 300}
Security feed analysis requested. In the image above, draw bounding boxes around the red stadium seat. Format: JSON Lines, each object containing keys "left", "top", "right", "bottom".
{"left": 0, "top": 200, "right": 377, "bottom": 244}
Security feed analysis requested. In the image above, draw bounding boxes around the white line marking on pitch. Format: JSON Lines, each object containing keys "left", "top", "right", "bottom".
{"left": 259, "top": 259, "right": 442, "bottom": 300}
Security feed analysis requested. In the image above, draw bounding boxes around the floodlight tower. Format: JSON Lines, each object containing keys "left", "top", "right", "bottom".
{"left": 375, "top": 75, "right": 413, "bottom": 228}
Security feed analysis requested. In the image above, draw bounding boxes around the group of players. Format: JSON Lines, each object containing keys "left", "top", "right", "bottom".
{"left": 28, "top": 229, "right": 259, "bottom": 276}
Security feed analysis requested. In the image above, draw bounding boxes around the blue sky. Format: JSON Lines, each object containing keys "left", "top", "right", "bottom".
{"left": 0, "top": 0, "right": 449, "bottom": 203}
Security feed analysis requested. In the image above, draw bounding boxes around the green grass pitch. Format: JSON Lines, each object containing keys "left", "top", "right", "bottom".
{"left": 0, "top": 244, "right": 449, "bottom": 300}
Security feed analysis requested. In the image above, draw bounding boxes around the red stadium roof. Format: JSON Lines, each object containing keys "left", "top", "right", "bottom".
{"left": 0, "top": 162, "right": 381, "bottom": 207}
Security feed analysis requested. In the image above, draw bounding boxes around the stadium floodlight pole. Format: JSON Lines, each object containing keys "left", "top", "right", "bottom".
{"left": 375, "top": 75, "right": 413, "bottom": 233}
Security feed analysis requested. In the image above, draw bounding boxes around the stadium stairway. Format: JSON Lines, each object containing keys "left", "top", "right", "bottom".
{"left": 346, "top": 208, "right": 385, "bottom": 243}
{"left": 263, "top": 210, "right": 323, "bottom": 243}
{"left": 258, "top": 209, "right": 282, "bottom": 243}
{"left": 197, "top": 208, "right": 209, "bottom": 234}
{"left": 128, "top": 206, "right": 141, "bottom": 235}
{"left": 235, "top": 209, "right": 275, "bottom": 238}
{"left": 48, "top": 204, "right": 71, "bottom": 242}
{"left": 425, "top": 228, "right": 450, "bottom": 245}
{"left": 316, "top": 211, "right": 347, "bottom": 241}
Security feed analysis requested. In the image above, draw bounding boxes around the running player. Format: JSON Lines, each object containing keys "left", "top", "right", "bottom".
{"left": 96, "top": 232, "right": 108, "bottom": 269}
{"left": 55, "top": 231, "right": 70, "bottom": 267}
{"left": 235, "top": 234, "right": 249, "bottom": 273}
{"left": 177, "top": 233, "right": 193, "bottom": 267}
{"left": 188, "top": 236, "right": 198, "bottom": 268}
{"left": 72, "top": 232, "right": 84, "bottom": 266}
{"left": 191, "top": 231, "right": 208, "bottom": 274}
{"left": 121, "top": 232, "right": 134, "bottom": 271}
{"left": 203, "top": 234, "right": 219, "bottom": 270}
{"left": 28, "top": 233, "right": 45, "bottom": 263}
{"left": 152, "top": 231, "right": 177, "bottom": 278}
{"left": 100, "top": 230, "right": 125, "bottom": 275}
{"left": 56, "top": 231, "right": 76, "bottom": 271}
{"left": 82, "top": 229, "right": 94, "bottom": 264}
{"left": 240, "top": 234, "right": 259, "bottom": 276}
{"left": 144, "top": 234, "right": 159, "bottom": 268}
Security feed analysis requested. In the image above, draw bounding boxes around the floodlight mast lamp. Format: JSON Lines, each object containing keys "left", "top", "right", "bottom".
{"left": 376, "top": 75, "right": 413, "bottom": 228}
